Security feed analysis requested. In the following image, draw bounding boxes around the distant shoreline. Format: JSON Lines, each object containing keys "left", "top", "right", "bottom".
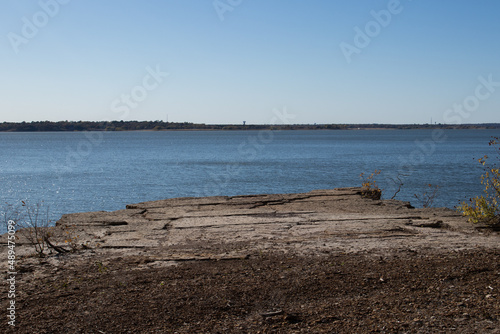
{"left": 1, "top": 121, "right": 499, "bottom": 132}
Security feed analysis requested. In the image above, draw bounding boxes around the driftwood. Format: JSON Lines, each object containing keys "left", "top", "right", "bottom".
{"left": 44, "top": 236, "right": 69, "bottom": 254}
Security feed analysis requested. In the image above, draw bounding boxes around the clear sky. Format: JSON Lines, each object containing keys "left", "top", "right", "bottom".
{"left": 1, "top": 0, "right": 499, "bottom": 124}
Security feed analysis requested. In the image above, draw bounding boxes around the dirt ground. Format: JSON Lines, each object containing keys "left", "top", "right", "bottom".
{"left": 2, "top": 188, "right": 499, "bottom": 333}
{"left": 2, "top": 249, "right": 499, "bottom": 333}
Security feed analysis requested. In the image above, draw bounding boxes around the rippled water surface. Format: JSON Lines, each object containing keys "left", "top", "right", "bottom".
{"left": 0, "top": 129, "right": 497, "bottom": 230}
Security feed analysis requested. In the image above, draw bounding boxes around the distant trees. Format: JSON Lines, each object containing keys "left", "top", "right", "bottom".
{"left": 0, "top": 121, "right": 498, "bottom": 132}
{"left": 0, "top": 120, "right": 191, "bottom": 132}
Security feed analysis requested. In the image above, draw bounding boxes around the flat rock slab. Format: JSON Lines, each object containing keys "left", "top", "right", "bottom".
{"left": 2, "top": 187, "right": 493, "bottom": 265}
{"left": 2, "top": 187, "right": 499, "bottom": 271}
{"left": 2, "top": 188, "right": 499, "bottom": 333}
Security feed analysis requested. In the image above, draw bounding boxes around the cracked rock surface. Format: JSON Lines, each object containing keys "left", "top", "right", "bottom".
{"left": 1, "top": 188, "right": 500, "bottom": 333}
{"left": 9, "top": 187, "right": 495, "bottom": 265}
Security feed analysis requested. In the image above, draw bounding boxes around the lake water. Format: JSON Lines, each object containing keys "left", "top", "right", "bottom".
{"left": 0, "top": 129, "right": 497, "bottom": 232}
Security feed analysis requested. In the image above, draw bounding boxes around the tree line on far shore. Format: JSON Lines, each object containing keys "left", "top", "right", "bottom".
{"left": 0, "top": 120, "right": 499, "bottom": 132}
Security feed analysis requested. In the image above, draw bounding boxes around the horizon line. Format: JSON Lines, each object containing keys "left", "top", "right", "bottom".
{"left": 2, "top": 120, "right": 500, "bottom": 126}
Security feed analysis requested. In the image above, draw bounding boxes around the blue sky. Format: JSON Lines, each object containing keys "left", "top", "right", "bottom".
{"left": 1, "top": 0, "right": 499, "bottom": 124}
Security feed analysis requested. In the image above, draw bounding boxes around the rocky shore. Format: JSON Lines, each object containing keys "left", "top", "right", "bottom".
{"left": 1, "top": 188, "right": 499, "bottom": 333}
